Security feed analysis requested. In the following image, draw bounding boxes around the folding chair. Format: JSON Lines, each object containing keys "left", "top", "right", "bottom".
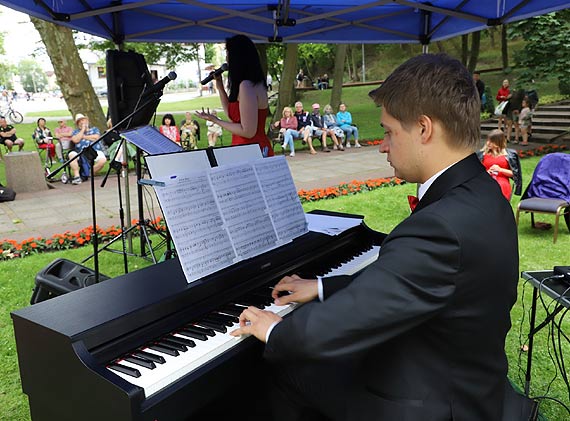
{"left": 515, "top": 153, "right": 570, "bottom": 243}
{"left": 32, "top": 135, "right": 55, "bottom": 177}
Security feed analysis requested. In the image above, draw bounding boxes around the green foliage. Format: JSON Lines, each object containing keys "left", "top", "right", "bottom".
{"left": 16, "top": 60, "right": 47, "bottom": 93}
{"left": 84, "top": 39, "right": 200, "bottom": 69}
{"left": 509, "top": 11, "right": 570, "bottom": 93}
{"left": 298, "top": 43, "right": 335, "bottom": 81}
{"left": 267, "top": 44, "right": 285, "bottom": 82}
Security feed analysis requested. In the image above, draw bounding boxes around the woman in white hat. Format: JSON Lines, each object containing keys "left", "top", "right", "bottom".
{"left": 68, "top": 113, "right": 107, "bottom": 185}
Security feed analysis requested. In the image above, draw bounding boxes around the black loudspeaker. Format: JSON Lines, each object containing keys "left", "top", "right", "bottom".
{"left": 106, "top": 49, "right": 159, "bottom": 133}
{"left": 30, "top": 258, "right": 110, "bottom": 305}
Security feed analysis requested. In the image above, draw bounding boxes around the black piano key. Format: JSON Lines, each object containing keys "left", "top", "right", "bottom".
{"left": 108, "top": 363, "right": 141, "bottom": 378}
{"left": 168, "top": 335, "right": 196, "bottom": 347}
{"left": 234, "top": 298, "right": 264, "bottom": 309}
{"left": 133, "top": 350, "right": 166, "bottom": 364}
{"left": 185, "top": 324, "right": 216, "bottom": 337}
{"left": 196, "top": 319, "right": 227, "bottom": 333}
{"left": 178, "top": 329, "right": 208, "bottom": 341}
{"left": 123, "top": 356, "right": 156, "bottom": 370}
{"left": 212, "top": 312, "right": 239, "bottom": 324}
{"left": 148, "top": 344, "right": 179, "bottom": 356}
{"left": 248, "top": 293, "right": 273, "bottom": 306}
{"left": 203, "top": 314, "right": 234, "bottom": 327}
{"left": 219, "top": 304, "right": 245, "bottom": 317}
{"left": 159, "top": 339, "right": 188, "bottom": 352}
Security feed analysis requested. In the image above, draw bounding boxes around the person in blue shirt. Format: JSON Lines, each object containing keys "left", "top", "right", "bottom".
{"left": 336, "top": 103, "right": 361, "bottom": 148}
{"left": 68, "top": 113, "right": 107, "bottom": 185}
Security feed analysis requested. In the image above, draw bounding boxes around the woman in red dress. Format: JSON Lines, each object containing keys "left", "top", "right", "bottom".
{"left": 479, "top": 129, "right": 514, "bottom": 200}
{"left": 195, "top": 35, "right": 273, "bottom": 157}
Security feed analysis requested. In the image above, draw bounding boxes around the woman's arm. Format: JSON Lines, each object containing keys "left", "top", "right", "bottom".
{"left": 215, "top": 75, "right": 230, "bottom": 117}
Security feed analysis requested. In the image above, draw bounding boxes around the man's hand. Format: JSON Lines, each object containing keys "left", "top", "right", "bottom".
{"left": 272, "top": 274, "right": 318, "bottom": 305}
{"left": 230, "top": 306, "right": 282, "bottom": 342}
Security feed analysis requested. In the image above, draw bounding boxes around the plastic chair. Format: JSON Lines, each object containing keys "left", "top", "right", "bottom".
{"left": 515, "top": 153, "right": 570, "bottom": 243}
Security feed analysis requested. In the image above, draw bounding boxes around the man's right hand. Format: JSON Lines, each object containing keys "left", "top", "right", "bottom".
{"left": 272, "top": 274, "right": 318, "bottom": 305}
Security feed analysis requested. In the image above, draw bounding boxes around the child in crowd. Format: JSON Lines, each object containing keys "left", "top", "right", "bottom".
{"left": 159, "top": 114, "right": 180, "bottom": 144}
{"left": 206, "top": 110, "right": 223, "bottom": 147}
{"left": 518, "top": 98, "right": 532, "bottom": 146}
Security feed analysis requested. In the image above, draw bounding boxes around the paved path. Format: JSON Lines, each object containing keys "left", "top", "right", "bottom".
{"left": 0, "top": 145, "right": 392, "bottom": 242}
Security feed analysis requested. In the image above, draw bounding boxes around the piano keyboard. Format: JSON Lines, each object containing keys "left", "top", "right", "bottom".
{"left": 107, "top": 244, "right": 380, "bottom": 398}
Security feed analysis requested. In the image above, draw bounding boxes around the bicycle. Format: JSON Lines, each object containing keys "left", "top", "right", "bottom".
{"left": 0, "top": 101, "right": 24, "bottom": 124}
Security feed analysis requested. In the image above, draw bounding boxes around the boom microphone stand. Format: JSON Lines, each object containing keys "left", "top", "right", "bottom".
{"left": 47, "top": 92, "right": 166, "bottom": 281}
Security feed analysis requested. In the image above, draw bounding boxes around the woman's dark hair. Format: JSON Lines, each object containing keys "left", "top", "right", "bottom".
{"left": 162, "top": 113, "right": 175, "bottom": 126}
{"left": 37, "top": 117, "right": 46, "bottom": 127}
{"left": 226, "top": 34, "right": 266, "bottom": 102}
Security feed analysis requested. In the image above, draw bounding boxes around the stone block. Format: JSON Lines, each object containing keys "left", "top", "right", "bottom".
{"left": 4, "top": 151, "right": 49, "bottom": 193}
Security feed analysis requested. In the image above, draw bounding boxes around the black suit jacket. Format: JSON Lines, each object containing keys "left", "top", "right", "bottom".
{"left": 265, "top": 154, "right": 519, "bottom": 420}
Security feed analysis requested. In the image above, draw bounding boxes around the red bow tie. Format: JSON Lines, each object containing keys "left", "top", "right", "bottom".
{"left": 408, "top": 195, "right": 419, "bottom": 212}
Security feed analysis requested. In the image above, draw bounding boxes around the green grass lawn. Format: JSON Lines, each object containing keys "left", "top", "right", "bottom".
{"left": 1, "top": 154, "right": 569, "bottom": 420}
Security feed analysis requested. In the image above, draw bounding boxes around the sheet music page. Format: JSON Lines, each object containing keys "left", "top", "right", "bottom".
{"left": 155, "top": 172, "right": 237, "bottom": 283}
{"left": 122, "top": 126, "right": 183, "bottom": 155}
{"left": 253, "top": 156, "right": 308, "bottom": 242}
{"left": 210, "top": 164, "right": 278, "bottom": 259}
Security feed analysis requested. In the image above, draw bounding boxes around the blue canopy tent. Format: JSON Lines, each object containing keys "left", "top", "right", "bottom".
{"left": 0, "top": 1, "right": 569, "bottom": 45}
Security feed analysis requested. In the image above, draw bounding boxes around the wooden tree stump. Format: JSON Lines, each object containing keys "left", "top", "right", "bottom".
{"left": 4, "top": 152, "right": 49, "bottom": 193}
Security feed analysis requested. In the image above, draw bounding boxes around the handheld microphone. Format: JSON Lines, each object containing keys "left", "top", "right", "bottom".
{"left": 143, "top": 71, "right": 177, "bottom": 97}
{"left": 201, "top": 63, "right": 228, "bottom": 85}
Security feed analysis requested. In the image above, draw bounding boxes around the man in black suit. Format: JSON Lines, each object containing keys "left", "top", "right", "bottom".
{"left": 232, "top": 54, "right": 519, "bottom": 421}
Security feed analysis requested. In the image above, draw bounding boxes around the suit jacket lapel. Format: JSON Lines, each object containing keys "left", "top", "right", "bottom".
{"left": 413, "top": 153, "right": 485, "bottom": 213}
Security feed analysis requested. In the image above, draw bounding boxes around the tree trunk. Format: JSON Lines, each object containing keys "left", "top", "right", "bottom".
{"left": 436, "top": 41, "right": 445, "bottom": 53}
{"left": 30, "top": 17, "right": 106, "bottom": 131}
{"left": 351, "top": 45, "right": 360, "bottom": 81}
{"left": 467, "top": 31, "right": 481, "bottom": 72}
{"left": 488, "top": 27, "right": 496, "bottom": 48}
{"left": 501, "top": 24, "right": 509, "bottom": 70}
{"left": 330, "top": 44, "right": 348, "bottom": 110}
{"left": 273, "top": 44, "right": 298, "bottom": 124}
{"left": 461, "top": 34, "right": 469, "bottom": 65}
{"left": 256, "top": 44, "right": 268, "bottom": 79}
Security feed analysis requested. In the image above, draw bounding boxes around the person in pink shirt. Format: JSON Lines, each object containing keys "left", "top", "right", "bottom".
{"left": 273, "top": 106, "right": 298, "bottom": 156}
{"left": 54, "top": 119, "right": 73, "bottom": 163}
{"left": 495, "top": 79, "right": 510, "bottom": 132}
{"left": 159, "top": 113, "right": 180, "bottom": 144}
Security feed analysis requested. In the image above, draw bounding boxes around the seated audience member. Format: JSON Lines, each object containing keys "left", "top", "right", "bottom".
{"left": 273, "top": 106, "right": 298, "bottom": 157}
{"left": 323, "top": 104, "right": 345, "bottom": 150}
{"left": 308, "top": 103, "right": 340, "bottom": 154}
{"left": 336, "top": 103, "right": 361, "bottom": 147}
{"left": 0, "top": 115, "right": 24, "bottom": 152}
{"left": 180, "top": 111, "right": 199, "bottom": 149}
{"left": 317, "top": 74, "right": 329, "bottom": 90}
{"left": 32, "top": 117, "right": 56, "bottom": 160}
{"left": 292, "top": 101, "right": 312, "bottom": 145}
{"left": 68, "top": 113, "right": 107, "bottom": 185}
{"left": 54, "top": 119, "right": 73, "bottom": 163}
{"left": 477, "top": 129, "right": 521, "bottom": 200}
{"left": 518, "top": 97, "right": 532, "bottom": 146}
{"left": 206, "top": 110, "right": 223, "bottom": 147}
{"left": 159, "top": 113, "right": 180, "bottom": 144}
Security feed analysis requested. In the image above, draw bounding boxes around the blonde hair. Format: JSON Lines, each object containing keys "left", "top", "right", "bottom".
{"left": 282, "top": 106, "right": 292, "bottom": 117}
{"left": 483, "top": 129, "right": 508, "bottom": 156}
{"left": 323, "top": 104, "right": 333, "bottom": 114}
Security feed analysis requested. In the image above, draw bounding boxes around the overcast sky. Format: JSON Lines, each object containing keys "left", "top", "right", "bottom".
{"left": 1, "top": 6, "right": 52, "bottom": 67}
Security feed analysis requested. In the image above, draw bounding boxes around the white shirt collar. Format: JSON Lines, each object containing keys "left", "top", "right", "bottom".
{"left": 417, "top": 162, "right": 455, "bottom": 201}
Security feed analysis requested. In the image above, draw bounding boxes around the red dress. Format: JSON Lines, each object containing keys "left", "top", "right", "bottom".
{"left": 482, "top": 154, "right": 512, "bottom": 200}
{"left": 228, "top": 101, "right": 274, "bottom": 157}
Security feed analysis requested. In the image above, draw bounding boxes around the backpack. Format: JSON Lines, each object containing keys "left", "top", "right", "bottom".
{"left": 0, "top": 183, "right": 16, "bottom": 202}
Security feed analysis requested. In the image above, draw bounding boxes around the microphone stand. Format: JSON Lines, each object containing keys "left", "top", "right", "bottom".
{"left": 47, "top": 92, "right": 164, "bottom": 282}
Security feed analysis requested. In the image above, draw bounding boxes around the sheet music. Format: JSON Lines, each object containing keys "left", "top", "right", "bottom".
{"left": 253, "top": 156, "right": 308, "bottom": 242}
{"left": 121, "top": 126, "right": 183, "bottom": 155}
{"left": 145, "top": 150, "right": 211, "bottom": 180}
{"left": 210, "top": 164, "right": 277, "bottom": 259}
{"left": 155, "top": 172, "right": 236, "bottom": 283}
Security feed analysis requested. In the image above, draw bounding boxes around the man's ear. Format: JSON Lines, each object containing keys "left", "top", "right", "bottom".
{"left": 418, "top": 115, "right": 433, "bottom": 144}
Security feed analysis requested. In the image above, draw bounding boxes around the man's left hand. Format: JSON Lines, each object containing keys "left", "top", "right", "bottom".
{"left": 230, "top": 306, "right": 282, "bottom": 343}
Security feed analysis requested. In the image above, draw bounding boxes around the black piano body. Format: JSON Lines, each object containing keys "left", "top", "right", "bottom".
{"left": 11, "top": 213, "right": 386, "bottom": 421}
